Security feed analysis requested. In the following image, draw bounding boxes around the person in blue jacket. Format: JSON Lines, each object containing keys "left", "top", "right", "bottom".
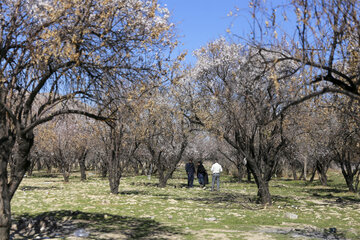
{"left": 185, "top": 159, "right": 196, "bottom": 188}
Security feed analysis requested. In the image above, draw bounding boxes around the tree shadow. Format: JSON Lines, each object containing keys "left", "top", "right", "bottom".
{"left": 119, "top": 190, "right": 148, "bottom": 195}
{"left": 11, "top": 210, "right": 183, "bottom": 240}
{"left": 119, "top": 190, "right": 172, "bottom": 199}
{"left": 129, "top": 181, "right": 189, "bottom": 189}
{"left": 340, "top": 196, "right": 360, "bottom": 204}
{"left": 166, "top": 183, "right": 191, "bottom": 188}
{"left": 307, "top": 187, "right": 348, "bottom": 194}
{"left": 305, "top": 189, "right": 360, "bottom": 207}
{"left": 271, "top": 194, "right": 300, "bottom": 205}
{"left": 222, "top": 178, "right": 255, "bottom": 184}
{"left": 19, "top": 185, "right": 58, "bottom": 191}
{"left": 29, "top": 173, "right": 60, "bottom": 178}
{"left": 172, "top": 191, "right": 261, "bottom": 209}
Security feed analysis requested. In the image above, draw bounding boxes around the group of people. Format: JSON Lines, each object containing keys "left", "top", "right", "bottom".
{"left": 185, "top": 159, "right": 223, "bottom": 191}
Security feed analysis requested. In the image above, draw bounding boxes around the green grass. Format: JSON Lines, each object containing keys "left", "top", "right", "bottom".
{"left": 11, "top": 170, "right": 360, "bottom": 239}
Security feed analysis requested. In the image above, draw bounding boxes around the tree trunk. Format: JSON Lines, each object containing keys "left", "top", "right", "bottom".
{"left": 0, "top": 116, "right": 11, "bottom": 240}
{"left": 106, "top": 126, "right": 124, "bottom": 194}
{"left": 237, "top": 164, "right": 243, "bottom": 183}
{"left": 303, "top": 156, "right": 307, "bottom": 181}
{"left": 59, "top": 160, "right": 71, "bottom": 182}
{"left": 256, "top": 179, "right": 272, "bottom": 205}
{"left": 224, "top": 166, "right": 230, "bottom": 175}
{"left": 319, "top": 172, "right": 327, "bottom": 186}
{"left": 355, "top": 171, "right": 360, "bottom": 192}
{"left": 1, "top": 131, "right": 34, "bottom": 240}
{"left": 45, "top": 160, "right": 52, "bottom": 173}
{"left": 341, "top": 161, "right": 355, "bottom": 192}
{"left": 158, "top": 173, "right": 167, "bottom": 188}
{"left": 108, "top": 163, "right": 121, "bottom": 194}
{"left": 37, "top": 159, "right": 42, "bottom": 171}
{"left": 108, "top": 140, "right": 121, "bottom": 194}
{"left": 246, "top": 165, "right": 252, "bottom": 182}
{"left": 0, "top": 161, "right": 11, "bottom": 240}
{"left": 316, "top": 160, "right": 328, "bottom": 186}
{"left": 27, "top": 162, "right": 34, "bottom": 177}
{"left": 101, "top": 166, "right": 107, "bottom": 178}
{"left": 108, "top": 174, "right": 121, "bottom": 194}
{"left": 79, "top": 163, "right": 86, "bottom": 181}
{"left": 339, "top": 158, "right": 359, "bottom": 192}
{"left": 62, "top": 170, "right": 70, "bottom": 182}
{"left": 158, "top": 165, "right": 176, "bottom": 188}
{"left": 79, "top": 151, "right": 87, "bottom": 181}
{"left": 155, "top": 151, "right": 167, "bottom": 187}
{"left": 247, "top": 160, "right": 272, "bottom": 205}
{"left": 309, "top": 167, "right": 316, "bottom": 183}
{"left": 299, "top": 169, "right": 304, "bottom": 180}
{"left": 100, "top": 160, "right": 107, "bottom": 178}
{"left": 292, "top": 168, "right": 298, "bottom": 180}
{"left": 344, "top": 174, "right": 355, "bottom": 192}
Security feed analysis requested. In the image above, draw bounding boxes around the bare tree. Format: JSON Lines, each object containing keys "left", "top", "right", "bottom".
{"left": 0, "top": 0, "right": 175, "bottom": 238}
{"left": 328, "top": 98, "right": 360, "bottom": 192}
{"left": 139, "top": 88, "right": 189, "bottom": 187}
{"left": 247, "top": 0, "right": 360, "bottom": 111}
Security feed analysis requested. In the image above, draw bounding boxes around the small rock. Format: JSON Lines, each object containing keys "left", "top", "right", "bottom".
{"left": 204, "top": 217, "right": 217, "bottom": 221}
{"left": 62, "top": 216, "right": 72, "bottom": 221}
{"left": 39, "top": 220, "right": 46, "bottom": 232}
{"left": 74, "top": 228, "right": 90, "bottom": 238}
{"left": 11, "top": 223, "right": 17, "bottom": 231}
{"left": 285, "top": 212, "right": 298, "bottom": 220}
{"left": 27, "top": 221, "right": 33, "bottom": 229}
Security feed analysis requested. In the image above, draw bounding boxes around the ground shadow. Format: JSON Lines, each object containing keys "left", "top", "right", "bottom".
{"left": 307, "top": 188, "right": 347, "bottom": 194}
{"left": 119, "top": 190, "right": 149, "bottom": 195}
{"left": 305, "top": 189, "right": 360, "bottom": 208}
{"left": 10, "top": 210, "right": 183, "bottom": 240}
{"left": 223, "top": 177, "right": 255, "bottom": 184}
{"left": 172, "top": 191, "right": 261, "bottom": 209}
{"left": 19, "top": 185, "right": 58, "bottom": 191}
{"left": 129, "top": 181, "right": 189, "bottom": 189}
{"left": 270, "top": 194, "right": 301, "bottom": 205}
{"left": 30, "top": 173, "right": 60, "bottom": 178}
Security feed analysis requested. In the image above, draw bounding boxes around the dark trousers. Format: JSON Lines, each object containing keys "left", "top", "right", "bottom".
{"left": 187, "top": 173, "right": 194, "bottom": 187}
{"left": 198, "top": 173, "right": 205, "bottom": 186}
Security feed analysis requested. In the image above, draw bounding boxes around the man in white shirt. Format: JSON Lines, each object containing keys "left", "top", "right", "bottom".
{"left": 210, "top": 160, "right": 223, "bottom": 191}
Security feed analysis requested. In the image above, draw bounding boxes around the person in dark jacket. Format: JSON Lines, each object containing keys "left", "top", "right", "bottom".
{"left": 197, "top": 161, "right": 207, "bottom": 188}
{"left": 185, "top": 159, "right": 195, "bottom": 188}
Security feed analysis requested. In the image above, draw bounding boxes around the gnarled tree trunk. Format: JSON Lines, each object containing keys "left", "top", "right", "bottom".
{"left": 247, "top": 159, "right": 272, "bottom": 205}
{"left": 78, "top": 149, "right": 88, "bottom": 181}
{"left": 336, "top": 151, "right": 359, "bottom": 192}
{"left": 107, "top": 126, "right": 124, "bottom": 194}
{"left": 0, "top": 130, "right": 34, "bottom": 240}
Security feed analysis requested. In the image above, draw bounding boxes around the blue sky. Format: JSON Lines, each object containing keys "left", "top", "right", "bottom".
{"left": 164, "top": 0, "right": 254, "bottom": 64}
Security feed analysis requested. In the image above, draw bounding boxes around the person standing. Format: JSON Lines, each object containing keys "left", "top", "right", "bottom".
{"left": 196, "top": 161, "right": 207, "bottom": 188}
{"left": 185, "top": 159, "right": 195, "bottom": 188}
{"left": 211, "top": 160, "right": 223, "bottom": 191}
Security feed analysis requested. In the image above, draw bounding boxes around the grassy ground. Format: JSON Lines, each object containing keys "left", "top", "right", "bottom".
{"left": 11, "top": 169, "right": 360, "bottom": 240}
